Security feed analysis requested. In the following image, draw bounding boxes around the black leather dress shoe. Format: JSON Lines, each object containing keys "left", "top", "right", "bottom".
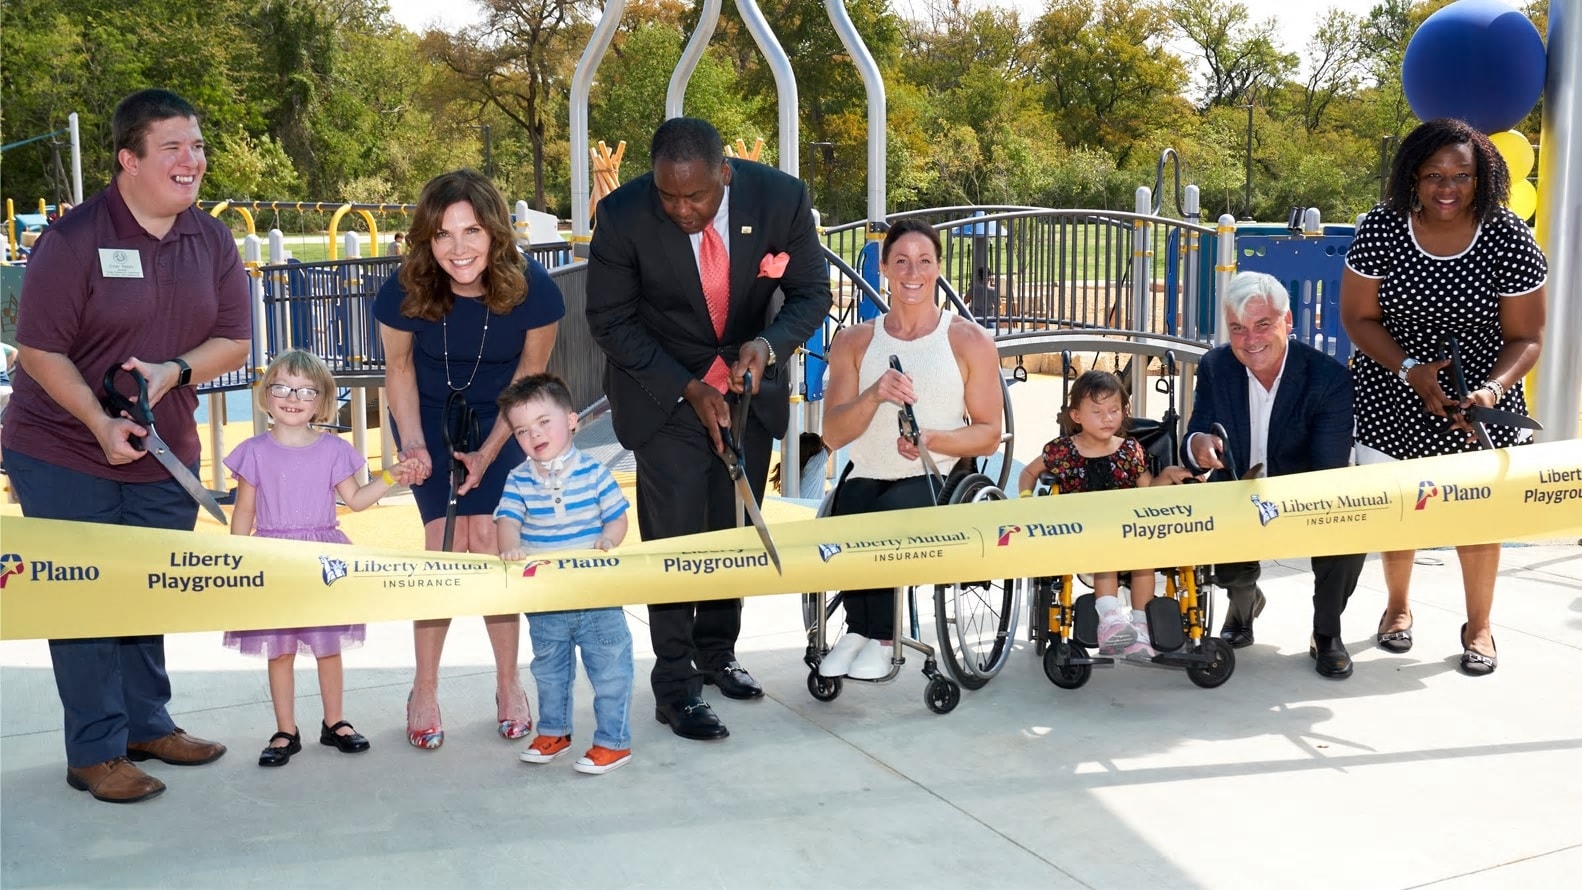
{"left": 320, "top": 721, "right": 371, "bottom": 753}
{"left": 703, "top": 661, "right": 763, "bottom": 700}
{"left": 655, "top": 696, "right": 730, "bottom": 741}
{"left": 1218, "top": 590, "right": 1266, "bottom": 648}
{"left": 1218, "top": 619, "right": 1254, "bottom": 648}
{"left": 1310, "top": 634, "right": 1353, "bottom": 679}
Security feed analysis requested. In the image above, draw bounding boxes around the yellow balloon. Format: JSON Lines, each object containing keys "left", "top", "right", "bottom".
{"left": 1490, "top": 130, "right": 1536, "bottom": 180}
{"left": 1508, "top": 178, "right": 1538, "bottom": 221}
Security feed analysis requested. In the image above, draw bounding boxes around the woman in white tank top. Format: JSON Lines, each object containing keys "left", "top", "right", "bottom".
{"left": 814, "top": 219, "right": 1004, "bottom": 681}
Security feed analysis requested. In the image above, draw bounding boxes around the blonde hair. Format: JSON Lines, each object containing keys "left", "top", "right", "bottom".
{"left": 257, "top": 349, "right": 338, "bottom": 425}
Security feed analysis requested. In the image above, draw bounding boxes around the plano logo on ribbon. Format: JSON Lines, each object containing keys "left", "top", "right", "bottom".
{"left": 1415, "top": 479, "right": 1490, "bottom": 511}
{"left": 521, "top": 559, "right": 553, "bottom": 578}
{"left": 0, "top": 553, "right": 26, "bottom": 589}
{"left": 320, "top": 556, "right": 349, "bottom": 586}
{"left": 996, "top": 520, "right": 1084, "bottom": 546}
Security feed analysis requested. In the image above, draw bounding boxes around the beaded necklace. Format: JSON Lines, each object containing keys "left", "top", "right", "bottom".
{"left": 442, "top": 295, "right": 489, "bottom": 392}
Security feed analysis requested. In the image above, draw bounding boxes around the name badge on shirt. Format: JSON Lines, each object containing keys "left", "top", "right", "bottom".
{"left": 98, "top": 248, "right": 145, "bottom": 279}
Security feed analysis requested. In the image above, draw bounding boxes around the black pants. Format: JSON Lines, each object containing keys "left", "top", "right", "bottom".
{"left": 1215, "top": 553, "right": 1364, "bottom": 638}
{"left": 829, "top": 474, "right": 939, "bottom": 640}
{"left": 633, "top": 407, "right": 771, "bottom": 704}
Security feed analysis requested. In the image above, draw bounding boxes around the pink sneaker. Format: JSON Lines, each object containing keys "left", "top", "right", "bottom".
{"left": 1096, "top": 609, "right": 1138, "bottom": 655}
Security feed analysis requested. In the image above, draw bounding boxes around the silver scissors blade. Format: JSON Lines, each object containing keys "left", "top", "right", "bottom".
{"left": 145, "top": 430, "right": 228, "bottom": 524}
{"left": 734, "top": 474, "right": 783, "bottom": 574}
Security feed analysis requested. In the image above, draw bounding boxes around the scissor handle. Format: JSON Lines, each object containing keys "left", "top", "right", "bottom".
{"left": 1210, "top": 421, "right": 1239, "bottom": 480}
{"left": 888, "top": 355, "right": 923, "bottom": 444}
{"left": 102, "top": 366, "right": 153, "bottom": 451}
{"left": 1444, "top": 335, "right": 1470, "bottom": 403}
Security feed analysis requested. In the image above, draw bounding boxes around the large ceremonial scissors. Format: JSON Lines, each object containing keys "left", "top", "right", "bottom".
{"left": 717, "top": 370, "right": 783, "bottom": 574}
{"left": 441, "top": 389, "right": 480, "bottom": 551}
{"left": 890, "top": 355, "right": 947, "bottom": 489}
{"left": 102, "top": 366, "right": 228, "bottom": 524}
{"left": 1442, "top": 334, "right": 1543, "bottom": 451}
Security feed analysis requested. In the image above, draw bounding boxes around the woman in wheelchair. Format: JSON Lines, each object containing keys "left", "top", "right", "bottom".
{"left": 1017, "top": 370, "right": 1194, "bottom": 662}
{"left": 816, "top": 219, "right": 1004, "bottom": 680}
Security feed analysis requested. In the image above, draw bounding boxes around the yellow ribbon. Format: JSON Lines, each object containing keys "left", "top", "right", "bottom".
{"left": 3, "top": 440, "right": 1579, "bottom": 640}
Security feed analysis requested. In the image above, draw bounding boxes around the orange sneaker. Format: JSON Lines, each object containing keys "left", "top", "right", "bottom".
{"left": 518, "top": 734, "right": 571, "bottom": 764}
{"left": 573, "top": 745, "right": 632, "bottom": 775}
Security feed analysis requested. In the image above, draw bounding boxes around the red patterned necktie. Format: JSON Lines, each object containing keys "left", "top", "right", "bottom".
{"left": 699, "top": 225, "right": 731, "bottom": 391}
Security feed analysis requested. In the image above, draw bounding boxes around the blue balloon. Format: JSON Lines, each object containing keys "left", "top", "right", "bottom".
{"left": 1403, "top": 0, "right": 1546, "bottom": 134}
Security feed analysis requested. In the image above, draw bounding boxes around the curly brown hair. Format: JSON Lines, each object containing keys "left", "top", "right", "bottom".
{"left": 1384, "top": 118, "right": 1511, "bottom": 226}
{"left": 397, "top": 169, "right": 527, "bottom": 321}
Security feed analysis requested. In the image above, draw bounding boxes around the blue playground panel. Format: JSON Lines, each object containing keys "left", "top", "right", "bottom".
{"left": 1234, "top": 227, "right": 1355, "bottom": 360}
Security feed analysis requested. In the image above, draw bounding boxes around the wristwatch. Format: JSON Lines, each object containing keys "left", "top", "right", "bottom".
{"left": 1397, "top": 357, "right": 1419, "bottom": 383}
{"left": 171, "top": 357, "right": 193, "bottom": 388}
{"left": 754, "top": 336, "right": 777, "bottom": 367}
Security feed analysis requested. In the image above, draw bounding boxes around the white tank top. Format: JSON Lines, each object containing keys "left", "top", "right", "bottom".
{"left": 849, "top": 310, "right": 965, "bottom": 481}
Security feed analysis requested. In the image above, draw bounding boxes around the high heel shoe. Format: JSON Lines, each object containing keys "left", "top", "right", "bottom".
{"left": 496, "top": 692, "right": 532, "bottom": 741}
{"left": 406, "top": 691, "right": 444, "bottom": 750}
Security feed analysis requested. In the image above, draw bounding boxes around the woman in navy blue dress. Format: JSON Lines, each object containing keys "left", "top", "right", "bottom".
{"left": 375, "top": 169, "right": 564, "bottom": 748}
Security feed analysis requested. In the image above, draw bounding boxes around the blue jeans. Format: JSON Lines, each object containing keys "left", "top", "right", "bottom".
{"left": 527, "top": 608, "right": 633, "bottom": 749}
{"left": 6, "top": 448, "right": 198, "bottom": 766}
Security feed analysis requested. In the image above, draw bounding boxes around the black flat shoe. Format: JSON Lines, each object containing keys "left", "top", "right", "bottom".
{"left": 1376, "top": 610, "right": 1414, "bottom": 653}
{"left": 1217, "top": 590, "right": 1266, "bottom": 648}
{"left": 703, "top": 661, "right": 763, "bottom": 700}
{"left": 655, "top": 696, "right": 729, "bottom": 741}
{"left": 1458, "top": 622, "right": 1497, "bottom": 676}
{"left": 1309, "top": 633, "right": 1354, "bottom": 679}
{"left": 319, "top": 720, "right": 371, "bottom": 753}
{"left": 258, "top": 729, "right": 301, "bottom": 767}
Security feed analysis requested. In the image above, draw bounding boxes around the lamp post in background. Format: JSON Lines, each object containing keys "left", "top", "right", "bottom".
{"left": 809, "top": 141, "right": 834, "bottom": 224}
{"left": 1240, "top": 103, "right": 1254, "bottom": 219}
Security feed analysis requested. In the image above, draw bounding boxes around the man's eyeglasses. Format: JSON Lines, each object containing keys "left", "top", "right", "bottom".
{"left": 267, "top": 383, "right": 320, "bottom": 401}
{"left": 1418, "top": 172, "right": 1476, "bottom": 186}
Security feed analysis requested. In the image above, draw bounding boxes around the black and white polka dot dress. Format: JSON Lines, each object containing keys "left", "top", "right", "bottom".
{"left": 1346, "top": 204, "right": 1547, "bottom": 459}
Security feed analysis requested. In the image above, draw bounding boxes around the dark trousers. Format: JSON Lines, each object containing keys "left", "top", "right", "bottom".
{"left": 633, "top": 408, "right": 771, "bottom": 704}
{"left": 6, "top": 448, "right": 197, "bottom": 766}
{"left": 1215, "top": 553, "right": 1364, "bottom": 638}
{"left": 829, "top": 474, "right": 939, "bottom": 640}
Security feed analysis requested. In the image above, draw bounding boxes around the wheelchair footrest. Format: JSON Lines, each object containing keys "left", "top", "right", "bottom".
{"left": 1072, "top": 593, "right": 1099, "bottom": 647}
{"left": 1145, "top": 596, "right": 1187, "bottom": 652}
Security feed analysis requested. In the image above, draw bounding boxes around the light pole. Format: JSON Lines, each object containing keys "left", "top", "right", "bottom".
{"left": 1241, "top": 103, "right": 1254, "bottom": 219}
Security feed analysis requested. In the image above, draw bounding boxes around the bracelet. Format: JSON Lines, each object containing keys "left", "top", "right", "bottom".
{"left": 381, "top": 469, "right": 396, "bottom": 485}
{"left": 754, "top": 336, "right": 776, "bottom": 366}
{"left": 1481, "top": 379, "right": 1505, "bottom": 401}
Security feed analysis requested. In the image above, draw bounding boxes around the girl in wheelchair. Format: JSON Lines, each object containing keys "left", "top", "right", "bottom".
{"left": 816, "top": 219, "right": 1004, "bottom": 680}
{"left": 1017, "top": 370, "right": 1193, "bottom": 662}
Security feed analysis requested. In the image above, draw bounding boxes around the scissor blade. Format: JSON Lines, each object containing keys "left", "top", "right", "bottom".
{"left": 1469, "top": 406, "right": 1543, "bottom": 431}
{"left": 735, "top": 476, "right": 783, "bottom": 575}
{"left": 1472, "top": 421, "right": 1496, "bottom": 451}
{"left": 146, "top": 433, "right": 228, "bottom": 524}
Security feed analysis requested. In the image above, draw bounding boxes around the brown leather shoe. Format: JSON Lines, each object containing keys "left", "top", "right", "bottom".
{"left": 126, "top": 728, "right": 226, "bottom": 766}
{"left": 66, "top": 757, "right": 166, "bottom": 803}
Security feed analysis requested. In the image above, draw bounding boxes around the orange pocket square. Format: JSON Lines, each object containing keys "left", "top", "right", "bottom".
{"left": 758, "top": 252, "right": 790, "bottom": 278}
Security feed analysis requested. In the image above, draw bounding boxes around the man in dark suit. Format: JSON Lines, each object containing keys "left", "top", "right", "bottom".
{"left": 586, "top": 118, "right": 831, "bottom": 738}
{"left": 1181, "top": 272, "right": 1364, "bottom": 678}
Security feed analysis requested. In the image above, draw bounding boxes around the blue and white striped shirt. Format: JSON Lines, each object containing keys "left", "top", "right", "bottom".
{"left": 494, "top": 446, "right": 628, "bottom": 553}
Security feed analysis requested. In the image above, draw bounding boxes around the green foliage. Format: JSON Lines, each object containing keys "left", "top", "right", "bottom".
{"left": 0, "top": 0, "right": 1553, "bottom": 231}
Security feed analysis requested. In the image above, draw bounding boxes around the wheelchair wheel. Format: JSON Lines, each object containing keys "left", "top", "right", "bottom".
{"left": 1043, "top": 643, "right": 1093, "bottom": 690}
{"left": 807, "top": 671, "right": 842, "bottom": 702}
{"left": 934, "top": 474, "right": 1020, "bottom": 689}
{"left": 924, "top": 678, "right": 961, "bottom": 714}
{"left": 800, "top": 592, "right": 843, "bottom": 633}
{"left": 1187, "top": 637, "right": 1236, "bottom": 689}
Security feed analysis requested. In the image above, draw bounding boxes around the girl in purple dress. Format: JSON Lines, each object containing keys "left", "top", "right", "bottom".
{"left": 224, "top": 350, "right": 416, "bottom": 767}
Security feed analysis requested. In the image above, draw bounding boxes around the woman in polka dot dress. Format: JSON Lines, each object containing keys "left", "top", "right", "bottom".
{"left": 1340, "top": 118, "right": 1548, "bottom": 677}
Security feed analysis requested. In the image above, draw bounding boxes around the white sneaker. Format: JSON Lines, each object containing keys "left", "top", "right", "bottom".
{"left": 819, "top": 633, "right": 869, "bottom": 677}
{"left": 1096, "top": 609, "right": 1138, "bottom": 655}
{"left": 847, "top": 639, "right": 895, "bottom": 680}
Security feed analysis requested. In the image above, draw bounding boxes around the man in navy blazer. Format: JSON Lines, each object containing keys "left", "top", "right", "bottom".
{"left": 1181, "top": 272, "right": 1364, "bottom": 678}
{"left": 587, "top": 118, "right": 831, "bottom": 738}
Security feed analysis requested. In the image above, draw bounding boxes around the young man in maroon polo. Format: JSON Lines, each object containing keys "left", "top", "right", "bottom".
{"left": 3, "top": 89, "right": 251, "bottom": 803}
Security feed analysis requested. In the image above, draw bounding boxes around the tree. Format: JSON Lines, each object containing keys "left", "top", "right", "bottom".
{"left": 1169, "top": 0, "right": 1296, "bottom": 109}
